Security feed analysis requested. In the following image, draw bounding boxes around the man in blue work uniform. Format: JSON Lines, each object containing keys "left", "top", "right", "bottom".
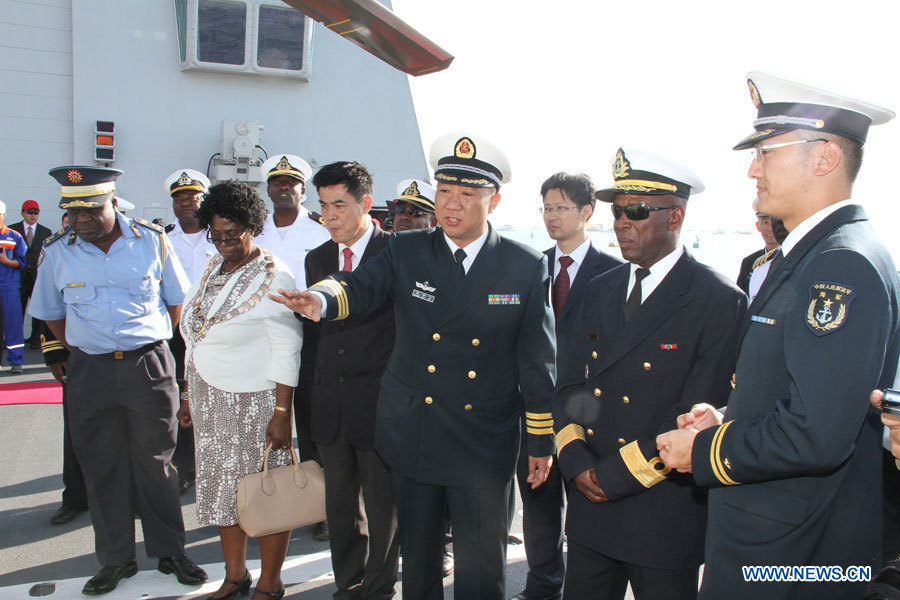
{"left": 0, "top": 200, "right": 27, "bottom": 374}
{"left": 29, "top": 166, "right": 207, "bottom": 596}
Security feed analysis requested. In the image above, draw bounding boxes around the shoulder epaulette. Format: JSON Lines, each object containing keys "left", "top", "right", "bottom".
{"left": 43, "top": 226, "right": 72, "bottom": 247}
{"left": 308, "top": 211, "right": 325, "bottom": 225}
{"left": 133, "top": 217, "right": 165, "bottom": 233}
{"left": 165, "top": 223, "right": 175, "bottom": 233}
{"left": 752, "top": 248, "right": 778, "bottom": 270}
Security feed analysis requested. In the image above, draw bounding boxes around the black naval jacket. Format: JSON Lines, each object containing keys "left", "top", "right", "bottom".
{"left": 310, "top": 224, "right": 557, "bottom": 488}
{"left": 554, "top": 250, "right": 746, "bottom": 569}
{"left": 305, "top": 226, "right": 394, "bottom": 450}
{"left": 692, "top": 204, "right": 900, "bottom": 600}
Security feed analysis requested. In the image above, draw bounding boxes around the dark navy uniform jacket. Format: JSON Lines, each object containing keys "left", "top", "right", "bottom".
{"left": 310, "top": 225, "right": 557, "bottom": 489}
{"left": 554, "top": 250, "right": 746, "bottom": 569}
{"left": 693, "top": 204, "right": 900, "bottom": 600}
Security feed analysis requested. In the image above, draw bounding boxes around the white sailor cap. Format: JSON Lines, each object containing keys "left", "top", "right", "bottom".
{"left": 429, "top": 133, "right": 511, "bottom": 189}
{"left": 115, "top": 196, "right": 135, "bottom": 212}
{"left": 260, "top": 154, "right": 312, "bottom": 184}
{"left": 164, "top": 169, "right": 210, "bottom": 196}
{"left": 594, "top": 147, "right": 704, "bottom": 203}
{"left": 391, "top": 179, "right": 435, "bottom": 213}
{"left": 734, "top": 71, "right": 895, "bottom": 150}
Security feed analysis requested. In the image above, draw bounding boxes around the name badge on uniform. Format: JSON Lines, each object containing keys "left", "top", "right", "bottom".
{"left": 750, "top": 315, "right": 776, "bottom": 326}
{"left": 488, "top": 294, "right": 520, "bottom": 305}
{"left": 412, "top": 289, "right": 435, "bottom": 303}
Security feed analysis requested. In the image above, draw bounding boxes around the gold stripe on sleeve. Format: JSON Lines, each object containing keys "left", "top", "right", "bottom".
{"left": 555, "top": 424, "right": 586, "bottom": 452}
{"left": 619, "top": 441, "right": 669, "bottom": 488}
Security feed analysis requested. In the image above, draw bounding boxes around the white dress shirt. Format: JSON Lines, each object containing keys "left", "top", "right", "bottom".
{"left": 781, "top": 200, "right": 855, "bottom": 257}
{"left": 337, "top": 218, "right": 374, "bottom": 272}
{"left": 255, "top": 209, "right": 331, "bottom": 289}
{"left": 626, "top": 245, "right": 684, "bottom": 304}
{"left": 167, "top": 221, "right": 217, "bottom": 284}
{"left": 443, "top": 227, "right": 490, "bottom": 274}
{"left": 553, "top": 238, "right": 591, "bottom": 285}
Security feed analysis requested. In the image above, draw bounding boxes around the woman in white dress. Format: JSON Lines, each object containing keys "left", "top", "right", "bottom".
{"left": 177, "top": 181, "right": 302, "bottom": 600}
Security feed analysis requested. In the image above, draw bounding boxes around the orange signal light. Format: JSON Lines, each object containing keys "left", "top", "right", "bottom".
{"left": 96, "top": 135, "right": 114, "bottom": 146}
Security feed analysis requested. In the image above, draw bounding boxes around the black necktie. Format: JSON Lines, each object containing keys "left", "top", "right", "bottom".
{"left": 454, "top": 248, "right": 467, "bottom": 278}
{"left": 623, "top": 267, "right": 650, "bottom": 323}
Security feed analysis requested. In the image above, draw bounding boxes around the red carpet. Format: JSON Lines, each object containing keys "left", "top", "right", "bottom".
{"left": 0, "top": 381, "right": 63, "bottom": 405}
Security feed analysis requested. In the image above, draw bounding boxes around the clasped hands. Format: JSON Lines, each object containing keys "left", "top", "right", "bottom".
{"left": 655, "top": 403, "right": 724, "bottom": 473}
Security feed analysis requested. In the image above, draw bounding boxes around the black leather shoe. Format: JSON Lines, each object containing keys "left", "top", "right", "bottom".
{"left": 511, "top": 591, "right": 562, "bottom": 600}
{"left": 442, "top": 550, "right": 454, "bottom": 577}
{"left": 82, "top": 561, "right": 138, "bottom": 595}
{"left": 158, "top": 554, "right": 208, "bottom": 585}
{"left": 207, "top": 569, "right": 251, "bottom": 599}
{"left": 312, "top": 520, "right": 330, "bottom": 541}
{"left": 50, "top": 504, "right": 86, "bottom": 525}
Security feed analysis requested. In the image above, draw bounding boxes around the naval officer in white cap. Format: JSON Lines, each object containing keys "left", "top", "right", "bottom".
{"left": 272, "top": 132, "right": 557, "bottom": 600}
{"left": 658, "top": 72, "right": 900, "bottom": 600}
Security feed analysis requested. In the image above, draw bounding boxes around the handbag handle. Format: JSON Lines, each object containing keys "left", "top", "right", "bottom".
{"left": 260, "top": 444, "right": 310, "bottom": 495}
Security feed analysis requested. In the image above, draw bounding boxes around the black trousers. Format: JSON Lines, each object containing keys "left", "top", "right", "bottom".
{"left": 564, "top": 541, "right": 699, "bottom": 600}
{"left": 18, "top": 268, "right": 41, "bottom": 341}
{"left": 168, "top": 327, "right": 195, "bottom": 479}
{"left": 515, "top": 426, "right": 565, "bottom": 597}
{"left": 884, "top": 449, "right": 900, "bottom": 563}
{"left": 295, "top": 321, "right": 322, "bottom": 466}
{"left": 319, "top": 430, "right": 399, "bottom": 599}
{"left": 393, "top": 473, "right": 511, "bottom": 600}
{"left": 67, "top": 343, "right": 186, "bottom": 565}
{"left": 60, "top": 382, "right": 88, "bottom": 510}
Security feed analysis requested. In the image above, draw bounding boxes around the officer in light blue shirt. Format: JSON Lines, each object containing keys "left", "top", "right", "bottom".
{"left": 28, "top": 166, "right": 207, "bottom": 596}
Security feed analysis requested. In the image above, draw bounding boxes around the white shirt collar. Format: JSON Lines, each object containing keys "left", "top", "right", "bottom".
{"left": 553, "top": 238, "right": 591, "bottom": 278}
{"left": 781, "top": 200, "right": 855, "bottom": 256}
{"left": 443, "top": 226, "right": 490, "bottom": 274}
{"left": 338, "top": 218, "right": 374, "bottom": 263}
{"left": 627, "top": 245, "right": 684, "bottom": 303}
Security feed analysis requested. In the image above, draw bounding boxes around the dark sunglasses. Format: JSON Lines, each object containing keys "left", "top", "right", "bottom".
{"left": 388, "top": 203, "right": 428, "bottom": 218}
{"left": 612, "top": 204, "right": 679, "bottom": 221}
{"left": 24, "top": 210, "right": 40, "bottom": 215}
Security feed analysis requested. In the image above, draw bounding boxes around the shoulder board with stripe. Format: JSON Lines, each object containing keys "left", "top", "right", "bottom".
{"left": 752, "top": 248, "right": 777, "bottom": 270}
{"left": 133, "top": 217, "right": 165, "bottom": 233}
{"left": 43, "top": 226, "right": 72, "bottom": 247}
{"left": 165, "top": 223, "right": 175, "bottom": 233}
{"left": 308, "top": 211, "right": 324, "bottom": 225}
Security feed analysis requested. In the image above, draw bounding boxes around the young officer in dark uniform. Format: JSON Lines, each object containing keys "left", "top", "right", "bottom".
{"left": 554, "top": 149, "right": 746, "bottom": 600}
{"left": 272, "top": 133, "right": 557, "bottom": 600}
{"left": 29, "top": 166, "right": 207, "bottom": 595}
{"left": 658, "top": 72, "right": 900, "bottom": 600}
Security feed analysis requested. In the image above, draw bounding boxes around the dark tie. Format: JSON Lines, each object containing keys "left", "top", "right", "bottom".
{"left": 553, "top": 255, "right": 574, "bottom": 319}
{"left": 623, "top": 267, "right": 651, "bottom": 323}
{"left": 454, "top": 248, "right": 467, "bottom": 278}
{"left": 341, "top": 247, "right": 353, "bottom": 272}
{"left": 26, "top": 226, "right": 34, "bottom": 246}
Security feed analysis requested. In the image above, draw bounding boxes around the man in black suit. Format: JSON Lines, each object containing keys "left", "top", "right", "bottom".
{"left": 659, "top": 71, "right": 900, "bottom": 600}
{"left": 9, "top": 199, "right": 51, "bottom": 347}
{"left": 735, "top": 201, "right": 778, "bottom": 294}
{"left": 305, "top": 161, "right": 399, "bottom": 600}
{"left": 511, "top": 172, "right": 621, "bottom": 600}
{"left": 273, "top": 133, "right": 556, "bottom": 600}
{"left": 555, "top": 148, "right": 746, "bottom": 600}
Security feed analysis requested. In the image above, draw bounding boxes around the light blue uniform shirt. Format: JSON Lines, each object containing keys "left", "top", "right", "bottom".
{"left": 29, "top": 212, "right": 190, "bottom": 354}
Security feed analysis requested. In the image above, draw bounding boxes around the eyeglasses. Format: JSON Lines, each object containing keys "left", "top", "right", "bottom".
{"left": 750, "top": 138, "right": 828, "bottom": 162}
{"left": 388, "top": 203, "right": 428, "bottom": 218}
{"left": 24, "top": 210, "right": 40, "bottom": 215}
{"left": 206, "top": 229, "right": 247, "bottom": 246}
{"left": 612, "top": 204, "right": 679, "bottom": 221}
{"left": 539, "top": 205, "right": 581, "bottom": 216}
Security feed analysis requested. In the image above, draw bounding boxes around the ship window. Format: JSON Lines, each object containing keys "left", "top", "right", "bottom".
{"left": 174, "top": 0, "right": 313, "bottom": 80}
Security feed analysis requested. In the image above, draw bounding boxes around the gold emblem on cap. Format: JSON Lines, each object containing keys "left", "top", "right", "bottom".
{"left": 276, "top": 156, "right": 292, "bottom": 171}
{"left": 612, "top": 149, "right": 630, "bottom": 180}
{"left": 403, "top": 181, "right": 420, "bottom": 198}
{"left": 67, "top": 169, "right": 83, "bottom": 184}
{"left": 814, "top": 119, "right": 825, "bottom": 129}
{"left": 748, "top": 78, "right": 762, "bottom": 108}
{"left": 177, "top": 172, "right": 192, "bottom": 186}
{"left": 454, "top": 137, "right": 476, "bottom": 159}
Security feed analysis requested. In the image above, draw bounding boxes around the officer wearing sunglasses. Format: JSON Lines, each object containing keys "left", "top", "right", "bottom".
{"left": 553, "top": 147, "right": 746, "bottom": 600}
{"left": 388, "top": 179, "right": 436, "bottom": 232}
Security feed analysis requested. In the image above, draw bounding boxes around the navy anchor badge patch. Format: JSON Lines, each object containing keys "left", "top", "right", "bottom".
{"left": 806, "top": 282, "right": 855, "bottom": 336}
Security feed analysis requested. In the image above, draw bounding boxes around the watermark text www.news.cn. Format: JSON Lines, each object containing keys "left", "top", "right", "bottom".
{"left": 742, "top": 565, "right": 871, "bottom": 582}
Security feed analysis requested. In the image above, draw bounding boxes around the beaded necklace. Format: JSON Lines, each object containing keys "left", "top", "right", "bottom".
{"left": 188, "top": 247, "right": 275, "bottom": 342}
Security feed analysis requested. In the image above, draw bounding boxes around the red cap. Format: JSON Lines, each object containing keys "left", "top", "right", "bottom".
{"left": 21, "top": 200, "right": 39, "bottom": 211}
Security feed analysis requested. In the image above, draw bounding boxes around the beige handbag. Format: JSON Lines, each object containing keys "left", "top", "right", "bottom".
{"left": 235, "top": 444, "right": 326, "bottom": 537}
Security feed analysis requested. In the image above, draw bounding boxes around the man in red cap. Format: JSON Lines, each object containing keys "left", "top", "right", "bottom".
{"left": 9, "top": 199, "right": 52, "bottom": 348}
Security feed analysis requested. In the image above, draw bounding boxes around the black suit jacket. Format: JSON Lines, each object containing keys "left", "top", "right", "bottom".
{"left": 9, "top": 221, "right": 52, "bottom": 274}
{"left": 736, "top": 247, "right": 766, "bottom": 294}
{"left": 305, "top": 226, "right": 394, "bottom": 450}
{"left": 546, "top": 243, "right": 622, "bottom": 349}
{"left": 309, "top": 225, "right": 557, "bottom": 488}
{"left": 554, "top": 250, "right": 746, "bottom": 569}
{"left": 692, "top": 205, "right": 900, "bottom": 599}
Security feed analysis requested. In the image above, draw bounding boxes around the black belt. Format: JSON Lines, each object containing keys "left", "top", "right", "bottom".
{"left": 89, "top": 340, "right": 166, "bottom": 360}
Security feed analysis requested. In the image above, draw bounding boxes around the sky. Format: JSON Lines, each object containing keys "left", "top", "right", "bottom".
{"left": 389, "top": 0, "right": 900, "bottom": 254}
